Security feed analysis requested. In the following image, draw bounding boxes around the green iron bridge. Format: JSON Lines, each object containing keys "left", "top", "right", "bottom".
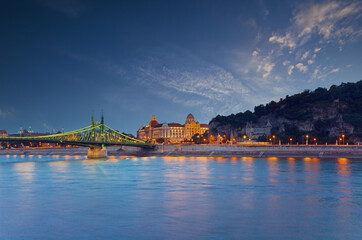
{"left": 0, "top": 114, "right": 154, "bottom": 150}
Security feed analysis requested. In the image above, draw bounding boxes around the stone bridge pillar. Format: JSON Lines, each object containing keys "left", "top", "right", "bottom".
{"left": 88, "top": 147, "right": 108, "bottom": 159}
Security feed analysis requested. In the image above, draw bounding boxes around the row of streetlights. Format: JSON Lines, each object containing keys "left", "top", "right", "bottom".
{"left": 268, "top": 134, "right": 347, "bottom": 145}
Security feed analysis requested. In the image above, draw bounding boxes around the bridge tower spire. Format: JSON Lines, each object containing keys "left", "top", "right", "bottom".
{"left": 91, "top": 113, "right": 96, "bottom": 141}
{"left": 100, "top": 112, "right": 105, "bottom": 143}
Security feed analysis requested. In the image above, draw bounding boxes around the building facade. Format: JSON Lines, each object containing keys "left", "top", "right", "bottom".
{"left": 243, "top": 121, "right": 272, "bottom": 140}
{"left": 0, "top": 129, "right": 8, "bottom": 137}
{"left": 137, "top": 114, "right": 209, "bottom": 143}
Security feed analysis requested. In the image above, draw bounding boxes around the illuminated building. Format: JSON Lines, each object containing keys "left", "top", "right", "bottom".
{"left": 0, "top": 129, "right": 8, "bottom": 137}
{"left": 137, "top": 114, "right": 209, "bottom": 143}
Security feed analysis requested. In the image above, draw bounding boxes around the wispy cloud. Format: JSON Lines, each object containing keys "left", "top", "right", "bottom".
{"left": 330, "top": 68, "right": 340, "bottom": 73}
{"left": 294, "top": 1, "right": 362, "bottom": 40}
{"left": 269, "top": 1, "right": 362, "bottom": 51}
{"left": 301, "top": 50, "right": 310, "bottom": 60}
{"left": 296, "top": 63, "right": 308, "bottom": 72}
{"left": 269, "top": 33, "right": 296, "bottom": 50}
{"left": 288, "top": 65, "right": 295, "bottom": 75}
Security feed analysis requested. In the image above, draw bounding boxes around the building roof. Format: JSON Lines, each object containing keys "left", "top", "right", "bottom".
{"left": 185, "top": 113, "right": 195, "bottom": 124}
{"left": 148, "top": 115, "right": 159, "bottom": 127}
{"left": 200, "top": 124, "right": 209, "bottom": 128}
{"left": 1, "top": 129, "right": 7, "bottom": 134}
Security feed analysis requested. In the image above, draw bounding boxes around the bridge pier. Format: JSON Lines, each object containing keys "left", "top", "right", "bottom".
{"left": 87, "top": 147, "right": 108, "bottom": 159}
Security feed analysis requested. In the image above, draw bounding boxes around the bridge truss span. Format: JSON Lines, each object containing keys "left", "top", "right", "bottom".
{"left": 0, "top": 115, "right": 154, "bottom": 149}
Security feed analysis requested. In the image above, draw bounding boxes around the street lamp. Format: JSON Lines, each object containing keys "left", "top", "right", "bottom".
{"left": 289, "top": 138, "right": 293, "bottom": 145}
{"left": 306, "top": 135, "right": 309, "bottom": 145}
{"left": 342, "top": 134, "right": 345, "bottom": 145}
{"left": 272, "top": 135, "right": 275, "bottom": 145}
{"left": 314, "top": 138, "right": 317, "bottom": 145}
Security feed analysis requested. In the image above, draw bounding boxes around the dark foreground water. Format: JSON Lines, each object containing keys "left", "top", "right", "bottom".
{"left": 1, "top": 155, "right": 362, "bottom": 239}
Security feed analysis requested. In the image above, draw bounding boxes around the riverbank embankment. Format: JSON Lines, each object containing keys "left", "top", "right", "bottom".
{"left": 1, "top": 144, "right": 362, "bottom": 158}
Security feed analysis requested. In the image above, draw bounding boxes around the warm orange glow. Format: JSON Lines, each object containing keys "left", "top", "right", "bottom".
{"left": 337, "top": 158, "right": 348, "bottom": 164}
{"left": 216, "top": 157, "right": 225, "bottom": 161}
{"left": 287, "top": 157, "right": 295, "bottom": 161}
{"left": 231, "top": 157, "right": 238, "bottom": 161}
{"left": 303, "top": 157, "right": 312, "bottom": 161}
{"left": 196, "top": 156, "right": 208, "bottom": 161}
{"left": 242, "top": 177, "right": 254, "bottom": 181}
{"left": 267, "top": 157, "right": 278, "bottom": 161}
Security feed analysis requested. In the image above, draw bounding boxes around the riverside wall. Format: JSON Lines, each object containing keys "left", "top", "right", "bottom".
{"left": 0, "top": 145, "right": 362, "bottom": 158}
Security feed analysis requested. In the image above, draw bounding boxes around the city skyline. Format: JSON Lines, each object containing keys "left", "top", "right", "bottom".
{"left": 1, "top": 0, "right": 362, "bottom": 134}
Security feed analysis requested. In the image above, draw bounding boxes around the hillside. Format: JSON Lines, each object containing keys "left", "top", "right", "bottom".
{"left": 209, "top": 80, "right": 362, "bottom": 144}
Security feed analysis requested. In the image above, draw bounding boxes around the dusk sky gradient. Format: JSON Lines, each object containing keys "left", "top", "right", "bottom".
{"left": 1, "top": 0, "right": 362, "bottom": 134}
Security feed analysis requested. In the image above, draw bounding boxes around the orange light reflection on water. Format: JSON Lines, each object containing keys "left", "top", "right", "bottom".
{"left": 241, "top": 157, "right": 254, "bottom": 161}
{"left": 267, "top": 156, "right": 279, "bottom": 182}
{"left": 216, "top": 157, "right": 226, "bottom": 162}
{"left": 14, "top": 162, "right": 35, "bottom": 182}
{"left": 337, "top": 158, "right": 350, "bottom": 177}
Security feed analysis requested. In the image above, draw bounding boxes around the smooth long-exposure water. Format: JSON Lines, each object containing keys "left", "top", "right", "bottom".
{"left": 1, "top": 154, "right": 362, "bottom": 239}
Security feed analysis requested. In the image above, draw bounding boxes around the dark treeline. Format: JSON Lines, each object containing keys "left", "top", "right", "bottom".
{"left": 211, "top": 80, "right": 362, "bottom": 144}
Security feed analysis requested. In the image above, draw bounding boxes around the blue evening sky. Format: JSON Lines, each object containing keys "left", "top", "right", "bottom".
{"left": 1, "top": 0, "right": 362, "bottom": 134}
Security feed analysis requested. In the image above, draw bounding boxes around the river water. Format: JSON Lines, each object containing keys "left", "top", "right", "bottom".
{"left": 1, "top": 154, "right": 362, "bottom": 239}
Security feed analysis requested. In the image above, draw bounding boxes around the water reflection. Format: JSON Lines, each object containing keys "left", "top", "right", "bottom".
{"left": 337, "top": 158, "right": 350, "bottom": 177}
{"left": 48, "top": 160, "right": 69, "bottom": 173}
{"left": 1, "top": 155, "right": 362, "bottom": 239}
{"left": 241, "top": 157, "right": 254, "bottom": 182}
{"left": 267, "top": 157, "right": 279, "bottom": 183}
{"left": 287, "top": 157, "right": 296, "bottom": 183}
{"left": 303, "top": 157, "right": 320, "bottom": 185}
{"left": 14, "top": 161, "right": 35, "bottom": 182}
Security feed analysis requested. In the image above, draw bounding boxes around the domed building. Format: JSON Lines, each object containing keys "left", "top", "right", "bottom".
{"left": 147, "top": 116, "right": 159, "bottom": 127}
{"left": 137, "top": 114, "right": 209, "bottom": 143}
{"left": 185, "top": 113, "right": 195, "bottom": 124}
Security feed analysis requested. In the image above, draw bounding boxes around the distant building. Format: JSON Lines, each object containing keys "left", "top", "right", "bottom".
{"left": 243, "top": 121, "right": 272, "bottom": 140}
{"left": 0, "top": 129, "right": 8, "bottom": 137}
{"left": 137, "top": 114, "right": 209, "bottom": 143}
